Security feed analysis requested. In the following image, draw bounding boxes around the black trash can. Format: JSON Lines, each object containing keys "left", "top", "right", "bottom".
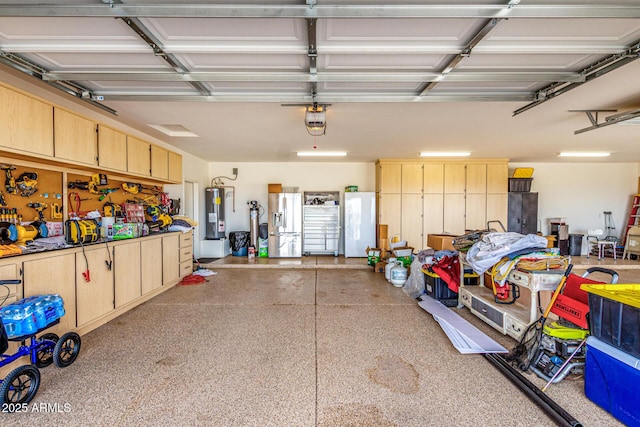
{"left": 568, "top": 234, "right": 584, "bottom": 256}
{"left": 229, "top": 231, "right": 250, "bottom": 256}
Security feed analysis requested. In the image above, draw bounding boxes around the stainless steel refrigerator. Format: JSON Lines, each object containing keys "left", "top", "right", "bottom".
{"left": 344, "top": 192, "right": 376, "bottom": 257}
{"left": 268, "top": 192, "right": 302, "bottom": 258}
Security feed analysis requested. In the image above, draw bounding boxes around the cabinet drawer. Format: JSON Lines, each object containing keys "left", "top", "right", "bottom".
{"left": 471, "top": 296, "right": 504, "bottom": 328}
{"left": 179, "top": 232, "right": 193, "bottom": 247}
{"left": 179, "top": 260, "right": 193, "bottom": 278}
{"left": 179, "top": 247, "right": 192, "bottom": 263}
{"left": 507, "top": 269, "right": 563, "bottom": 292}
{"left": 459, "top": 288, "right": 472, "bottom": 308}
{"left": 505, "top": 315, "right": 527, "bottom": 340}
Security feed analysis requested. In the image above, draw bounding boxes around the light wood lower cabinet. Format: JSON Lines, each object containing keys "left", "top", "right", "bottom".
{"left": 179, "top": 231, "right": 193, "bottom": 278}
{"left": 22, "top": 253, "right": 76, "bottom": 337}
{"left": 76, "top": 245, "right": 115, "bottom": 327}
{"left": 141, "top": 237, "right": 163, "bottom": 294}
{"left": 162, "top": 233, "right": 180, "bottom": 285}
{"left": 114, "top": 240, "right": 142, "bottom": 308}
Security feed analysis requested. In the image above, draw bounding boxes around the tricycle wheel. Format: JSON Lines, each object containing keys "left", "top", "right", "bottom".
{"left": 36, "top": 333, "right": 59, "bottom": 368}
{"left": 0, "top": 364, "right": 41, "bottom": 406}
{"left": 53, "top": 332, "right": 81, "bottom": 368}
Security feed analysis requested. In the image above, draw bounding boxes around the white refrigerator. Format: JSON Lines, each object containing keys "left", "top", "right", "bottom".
{"left": 344, "top": 192, "right": 376, "bottom": 257}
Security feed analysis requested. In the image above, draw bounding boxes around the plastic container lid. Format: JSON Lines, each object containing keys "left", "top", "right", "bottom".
{"left": 580, "top": 283, "right": 640, "bottom": 309}
{"left": 513, "top": 167, "right": 534, "bottom": 178}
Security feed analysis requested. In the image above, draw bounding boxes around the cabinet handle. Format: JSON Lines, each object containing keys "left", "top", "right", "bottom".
{"left": 481, "top": 308, "right": 488, "bottom": 314}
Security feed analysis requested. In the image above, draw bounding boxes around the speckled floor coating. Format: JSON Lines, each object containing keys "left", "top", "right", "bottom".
{"left": 6, "top": 257, "right": 632, "bottom": 426}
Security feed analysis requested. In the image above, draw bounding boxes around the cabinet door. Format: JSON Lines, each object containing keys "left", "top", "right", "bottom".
{"left": 444, "top": 164, "right": 466, "bottom": 194}
{"left": 487, "top": 164, "right": 508, "bottom": 193}
{"left": 151, "top": 145, "right": 169, "bottom": 180}
{"left": 423, "top": 193, "right": 444, "bottom": 237}
{"left": 466, "top": 193, "right": 487, "bottom": 231}
{"left": 443, "top": 194, "right": 466, "bottom": 235}
{"left": 487, "top": 193, "right": 508, "bottom": 231}
{"left": 141, "top": 238, "right": 163, "bottom": 294}
{"left": 466, "top": 164, "right": 487, "bottom": 194}
{"left": 54, "top": 108, "right": 97, "bottom": 165}
{"left": 377, "top": 163, "right": 401, "bottom": 193}
{"left": 168, "top": 151, "right": 183, "bottom": 183}
{"left": 114, "top": 241, "right": 142, "bottom": 308}
{"left": 402, "top": 164, "right": 423, "bottom": 193}
{"left": 0, "top": 85, "right": 54, "bottom": 156}
{"left": 0, "top": 262, "right": 21, "bottom": 306}
{"left": 401, "top": 193, "right": 423, "bottom": 248}
{"left": 162, "top": 234, "right": 180, "bottom": 285}
{"left": 424, "top": 164, "right": 444, "bottom": 193}
{"left": 76, "top": 246, "right": 114, "bottom": 327}
{"left": 522, "top": 193, "right": 539, "bottom": 234}
{"left": 127, "top": 136, "right": 151, "bottom": 176}
{"left": 23, "top": 253, "right": 76, "bottom": 336}
{"left": 97, "top": 125, "right": 127, "bottom": 171}
{"left": 377, "top": 193, "right": 401, "bottom": 243}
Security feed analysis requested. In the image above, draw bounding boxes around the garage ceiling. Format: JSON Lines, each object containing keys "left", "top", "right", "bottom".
{"left": 1, "top": 1, "right": 640, "bottom": 163}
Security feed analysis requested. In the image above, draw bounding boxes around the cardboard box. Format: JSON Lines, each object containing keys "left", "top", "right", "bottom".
{"left": 268, "top": 183, "right": 282, "bottom": 193}
{"left": 366, "top": 247, "right": 382, "bottom": 266}
{"left": 374, "top": 261, "right": 386, "bottom": 273}
{"left": 427, "top": 234, "right": 458, "bottom": 251}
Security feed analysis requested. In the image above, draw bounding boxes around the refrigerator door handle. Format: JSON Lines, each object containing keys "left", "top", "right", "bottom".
{"left": 283, "top": 196, "right": 287, "bottom": 229}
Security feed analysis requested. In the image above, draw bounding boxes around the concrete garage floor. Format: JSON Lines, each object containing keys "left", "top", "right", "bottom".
{"left": 11, "top": 255, "right": 636, "bottom": 426}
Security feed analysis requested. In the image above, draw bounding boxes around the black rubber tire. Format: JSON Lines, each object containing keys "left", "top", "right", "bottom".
{"left": 53, "top": 332, "right": 81, "bottom": 368}
{"left": 0, "top": 364, "right": 41, "bottom": 406}
{"left": 35, "top": 333, "right": 59, "bottom": 368}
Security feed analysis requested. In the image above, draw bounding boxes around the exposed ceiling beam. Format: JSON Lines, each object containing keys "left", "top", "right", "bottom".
{"left": 41, "top": 71, "right": 585, "bottom": 83}
{"left": 1, "top": 4, "right": 639, "bottom": 18}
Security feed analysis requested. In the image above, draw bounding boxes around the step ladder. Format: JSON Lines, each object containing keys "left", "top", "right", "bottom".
{"left": 623, "top": 194, "right": 640, "bottom": 245}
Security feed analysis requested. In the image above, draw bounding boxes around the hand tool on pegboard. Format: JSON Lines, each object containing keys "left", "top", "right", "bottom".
{"left": 27, "top": 201, "right": 48, "bottom": 221}
{"left": 0, "top": 164, "right": 17, "bottom": 194}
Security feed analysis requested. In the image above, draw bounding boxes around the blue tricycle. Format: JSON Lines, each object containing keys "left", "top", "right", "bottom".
{"left": 0, "top": 279, "right": 81, "bottom": 410}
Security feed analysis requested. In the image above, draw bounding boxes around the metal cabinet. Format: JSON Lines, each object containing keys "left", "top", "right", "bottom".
{"left": 303, "top": 205, "right": 340, "bottom": 256}
{"left": 508, "top": 192, "right": 538, "bottom": 235}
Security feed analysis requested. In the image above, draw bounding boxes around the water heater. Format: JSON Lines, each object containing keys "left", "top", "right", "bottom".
{"left": 205, "top": 187, "right": 225, "bottom": 239}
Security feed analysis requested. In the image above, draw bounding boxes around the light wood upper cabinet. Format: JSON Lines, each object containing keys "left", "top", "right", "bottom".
{"left": 54, "top": 108, "right": 97, "bottom": 166}
{"left": 487, "top": 163, "right": 509, "bottom": 193}
{"left": 377, "top": 163, "right": 401, "bottom": 193}
{"left": 168, "top": 151, "right": 183, "bottom": 183}
{"left": 150, "top": 145, "right": 169, "bottom": 180}
{"left": 466, "top": 164, "right": 487, "bottom": 194}
{"left": 0, "top": 85, "right": 54, "bottom": 156}
{"left": 402, "top": 164, "right": 423, "bottom": 193}
{"left": 424, "top": 164, "right": 444, "bottom": 194}
{"left": 97, "top": 125, "right": 127, "bottom": 172}
{"left": 444, "top": 164, "right": 466, "bottom": 194}
{"left": 127, "top": 136, "right": 151, "bottom": 176}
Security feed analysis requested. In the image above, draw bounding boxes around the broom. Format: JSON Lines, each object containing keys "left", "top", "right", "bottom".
{"left": 506, "top": 264, "right": 573, "bottom": 371}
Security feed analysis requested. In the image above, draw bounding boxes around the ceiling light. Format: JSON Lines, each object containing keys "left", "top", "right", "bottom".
{"left": 297, "top": 151, "right": 346, "bottom": 157}
{"left": 558, "top": 152, "right": 610, "bottom": 157}
{"left": 420, "top": 151, "right": 471, "bottom": 157}
{"left": 305, "top": 105, "right": 327, "bottom": 136}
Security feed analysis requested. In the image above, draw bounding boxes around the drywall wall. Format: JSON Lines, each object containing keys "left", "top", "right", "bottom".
{"left": 206, "top": 162, "right": 375, "bottom": 254}
{"left": 510, "top": 162, "right": 639, "bottom": 255}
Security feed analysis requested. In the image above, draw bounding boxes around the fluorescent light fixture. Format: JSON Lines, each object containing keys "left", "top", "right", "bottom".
{"left": 297, "top": 151, "right": 346, "bottom": 157}
{"left": 420, "top": 151, "right": 471, "bottom": 157}
{"left": 558, "top": 152, "right": 610, "bottom": 157}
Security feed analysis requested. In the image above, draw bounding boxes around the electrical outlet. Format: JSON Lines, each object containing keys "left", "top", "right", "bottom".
{"left": 233, "top": 168, "right": 238, "bottom": 176}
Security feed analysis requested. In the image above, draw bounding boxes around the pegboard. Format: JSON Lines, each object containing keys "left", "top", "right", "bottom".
{"left": 67, "top": 172, "right": 165, "bottom": 217}
{"left": 0, "top": 162, "right": 63, "bottom": 223}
